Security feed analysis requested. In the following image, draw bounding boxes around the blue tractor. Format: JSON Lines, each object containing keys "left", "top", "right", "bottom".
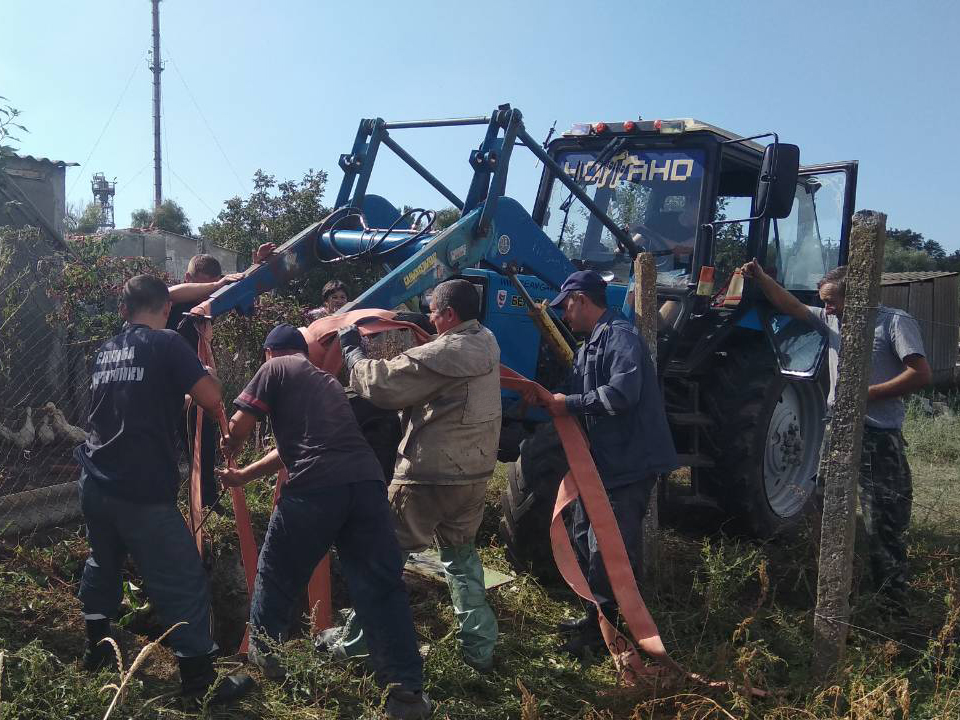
{"left": 205, "top": 104, "right": 857, "bottom": 576}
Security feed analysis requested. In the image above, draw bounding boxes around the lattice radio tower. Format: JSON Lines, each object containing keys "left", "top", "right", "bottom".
{"left": 90, "top": 173, "right": 116, "bottom": 231}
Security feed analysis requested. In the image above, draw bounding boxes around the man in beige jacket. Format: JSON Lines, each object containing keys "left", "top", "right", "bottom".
{"left": 320, "top": 279, "right": 501, "bottom": 672}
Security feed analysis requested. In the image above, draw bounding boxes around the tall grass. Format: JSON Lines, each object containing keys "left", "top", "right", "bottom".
{"left": 0, "top": 410, "right": 957, "bottom": 717}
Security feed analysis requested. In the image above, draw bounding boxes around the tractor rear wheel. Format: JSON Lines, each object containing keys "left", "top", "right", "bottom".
{"left": 500, "top": 422, "right": 567, "bottom": 579}
{"left": 700, "top": 339, "right": 826, "bottom": 536}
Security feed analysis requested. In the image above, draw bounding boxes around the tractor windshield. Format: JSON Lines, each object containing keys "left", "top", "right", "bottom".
{"left": 542, "top": 146, "right": 706, "bottom": 284}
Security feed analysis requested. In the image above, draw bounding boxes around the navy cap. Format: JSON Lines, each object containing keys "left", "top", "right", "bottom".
{"left": 263, "top": 323, "right": 309, "bottom": 353}
{"left": 549, "top": 270, "right": 607, "bottom": 308}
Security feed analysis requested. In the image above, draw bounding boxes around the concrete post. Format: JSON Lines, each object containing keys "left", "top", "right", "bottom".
{"left": 633, "top": 253, "right": 659, "bottom": 581}
{"left": 812, "top": 210, "right": 886, "bottom": 677}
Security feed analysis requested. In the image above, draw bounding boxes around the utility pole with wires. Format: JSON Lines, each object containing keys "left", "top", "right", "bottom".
{"left": 148, "top": 0, "right": 163, "bottom": 211}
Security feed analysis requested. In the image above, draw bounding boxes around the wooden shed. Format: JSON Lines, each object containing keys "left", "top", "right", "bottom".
{"left": 880, "top": 271, "right": 959, "bottom": 384}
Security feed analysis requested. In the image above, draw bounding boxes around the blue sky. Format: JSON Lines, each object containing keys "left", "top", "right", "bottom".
{"left": 3, "top": 1, "right": 959, "bottom": 248}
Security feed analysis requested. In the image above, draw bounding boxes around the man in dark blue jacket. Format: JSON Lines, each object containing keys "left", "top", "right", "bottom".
{"left": 543, "top": 270, "right": 678, "bottom": 657}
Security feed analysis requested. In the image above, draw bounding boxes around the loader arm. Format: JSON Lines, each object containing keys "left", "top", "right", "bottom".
{"left": 194, "top": 197, "right": 575, "bottom": 325}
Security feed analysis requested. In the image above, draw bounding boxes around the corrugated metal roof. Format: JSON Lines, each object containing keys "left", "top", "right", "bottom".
{"left": 8, "top": 153, "right": 79, "bottom": 167}
{"left": 881, "top": 271, "right": 958, "bottom": 285}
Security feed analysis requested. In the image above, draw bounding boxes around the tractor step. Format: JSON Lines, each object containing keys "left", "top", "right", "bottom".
{"left": 667, "top": 412, "right": 715, "bottom": 427}
{"left": 675, "top": 453, "right": 715, "bottom": 468}
{"left": 660, "top": 492, "right": 723, "bottom": 512}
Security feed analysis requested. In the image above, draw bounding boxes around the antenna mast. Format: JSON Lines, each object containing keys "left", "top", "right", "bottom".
{"left": 148, "top": 0, "right": 163, "bottom": 210}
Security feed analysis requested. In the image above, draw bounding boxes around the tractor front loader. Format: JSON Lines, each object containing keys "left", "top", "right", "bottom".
{"left": 203, "top": 104, "right": 857, "bottom": 578}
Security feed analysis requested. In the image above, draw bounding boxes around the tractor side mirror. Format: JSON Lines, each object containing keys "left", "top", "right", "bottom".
{"left": 755, "top": 143, "right": 799, "bottom": 219}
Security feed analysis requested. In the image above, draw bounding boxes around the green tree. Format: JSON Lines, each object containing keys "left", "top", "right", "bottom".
{"left": 883, "top": 226, "right": 945, "bottom": 271}
{"left": 65, "top": 202, "right": 104, "bottom": 234}
{"left": 433, "top": 206, "right": 460, "bottom": 231}
{"left": 130, "top": 199, "right": 191, "bottom": 236}
{"left": 883, "top": 239, "right": 937, "bottom": 272}
{"left": 200, "top": 168, "right": 380, "bottom": 307}
{"left": 200, "top": 169, "right": 327, "bottom": 265}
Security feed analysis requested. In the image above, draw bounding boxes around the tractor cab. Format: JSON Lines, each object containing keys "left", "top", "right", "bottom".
{"left": 533, "top": 118, "right": 855, "bottom": 306}
{"left": 526, "top": 118, "right": 859, "bottom": 538}
{"left": 534, "top": 120, "right": 719, "bottom": 288}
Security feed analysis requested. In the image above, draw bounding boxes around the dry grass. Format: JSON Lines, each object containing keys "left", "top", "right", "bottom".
{"left": 0, "top": 414, "right": 957, "bottom": 718}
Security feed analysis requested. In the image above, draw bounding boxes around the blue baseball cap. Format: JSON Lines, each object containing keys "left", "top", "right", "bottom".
{"left": 549, "top": 270, "right": 607, "bottom": 308}
{"left": 263, "top": 323, "right": 308, "bottom": 353}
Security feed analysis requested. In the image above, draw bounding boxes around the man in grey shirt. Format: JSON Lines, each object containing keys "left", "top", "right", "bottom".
{"left": 741, "top": 261, "right": 931, "bottom": 610}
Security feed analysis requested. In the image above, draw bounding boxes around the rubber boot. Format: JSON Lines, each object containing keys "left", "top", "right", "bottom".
{"left": 558, "top": 612, "right": 604, "bottom": 660}
{"left": 439, "top": 543, "right": 497, "bottom": 672}
{"left": 178, "top": 654, "right": 255, "bottom": 705}
{"left": 384, "top": 688, "right": 432, "bottom": 720}
{"left": 557, "top": 606, "right": 598, "bottom": 636}
{"left": 316, "top": 610, "right": 369, "bottom": 659}
{"left": 247, "top": 641, "right": 286, "bottom": 680}
{"left": 82, "top": 618, "right": 117, "bottom": 672}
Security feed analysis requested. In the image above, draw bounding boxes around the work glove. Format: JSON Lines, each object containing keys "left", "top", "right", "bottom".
{"left": 337, "top": 324, "right": 367, "bottom": 373}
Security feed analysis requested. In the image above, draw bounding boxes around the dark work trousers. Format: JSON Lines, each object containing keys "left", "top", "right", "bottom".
{"left": 249, "top": 480, "right": 423, "bottom": 692}
{"left": 569, "top": 479, "right": 651, "bottom": 624}
{"left": 78, "top": 473, "right": 216, "bottom": 657}
{"left": 179, "top": 405, "right": 218, "bottom": 508}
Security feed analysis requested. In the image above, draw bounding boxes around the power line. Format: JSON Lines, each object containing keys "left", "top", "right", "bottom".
{"left": 117, "top": 162, "right": 153, "bottom": 194}
{"left": 164, "top": 50, "right": 246, "bottom": 194}
{"left": 169, "top": 166, "right": 217, "bottom": 217}
{"left": 67, "top": 59, "right": 141, "bottom": 197}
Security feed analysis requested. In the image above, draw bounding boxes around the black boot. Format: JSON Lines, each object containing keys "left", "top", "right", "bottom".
{"left": 558, "top": 613, "right": 605, "bottom": 660}
{"left": 82, "top": 618, "right": 117, "bottom": 672}
{"left": 384, "top": 688, "right": 432, "bottom": 720}
{"left": 178, "top": 654, "right": 255, "bottom": 705}
{"left": 557, "top": 614, "right": 597, "bottom": 636}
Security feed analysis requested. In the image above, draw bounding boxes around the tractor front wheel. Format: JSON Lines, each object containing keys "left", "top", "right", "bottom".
{"left": 701, "top": 341, "right": 826, "bottom": 536}
{"left": 500, "top": 422, "right": 567, "bottom": 580}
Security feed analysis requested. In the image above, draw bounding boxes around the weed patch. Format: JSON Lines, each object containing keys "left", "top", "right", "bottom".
{"left": 0, "top": 411, "right": 958, "bottom": 717}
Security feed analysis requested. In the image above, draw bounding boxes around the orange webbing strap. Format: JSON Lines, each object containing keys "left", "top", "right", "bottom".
{"left": 194, "top": 318, "right": 260, "bottom": 653}
{"left": 500, "top": 368, "right": 761, "bottom": 694}
{"left": 499, "top": 367, "right": 680, "bottom": 684}
{"left": 188, "top": 408, "right": 205, "bottom": 555}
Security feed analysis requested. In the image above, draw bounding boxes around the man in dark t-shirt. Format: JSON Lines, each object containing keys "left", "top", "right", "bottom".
{"left": 76, "top": 274, "right": 252, "bottom": 705}
{"left": 218, "top": 324, "right": 430, "bottom": 720}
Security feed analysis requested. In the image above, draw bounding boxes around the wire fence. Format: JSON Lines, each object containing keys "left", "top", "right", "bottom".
{"left": 0, "top": 226, "right": 303, "bottom": 540}
{"left": 3, "top": 223, "right": 960, "bottom": 541}
{"left": 0, "top": 228, "right": 90, "bottom": 535}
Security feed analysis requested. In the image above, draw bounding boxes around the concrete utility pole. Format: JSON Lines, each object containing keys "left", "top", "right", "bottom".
{"left": 813, "top": 210, "right": 886, "bottom": 677}
{"left": 633, "top": 253, "right": 659, "bottom": 581}
{"left": 149, "top": 0, "right": 163, "bottom": 210}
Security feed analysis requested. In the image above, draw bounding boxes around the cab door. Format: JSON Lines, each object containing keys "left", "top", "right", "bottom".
{"left": 762, "top": 161, "right": 858, "bottom": 378}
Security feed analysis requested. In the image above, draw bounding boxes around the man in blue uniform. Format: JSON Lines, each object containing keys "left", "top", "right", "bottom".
{"left": 543, "top": 270, "right": 678, "bottom": 657}
{"left": 75, "top": 274, "right": 253, "bottom": 704}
